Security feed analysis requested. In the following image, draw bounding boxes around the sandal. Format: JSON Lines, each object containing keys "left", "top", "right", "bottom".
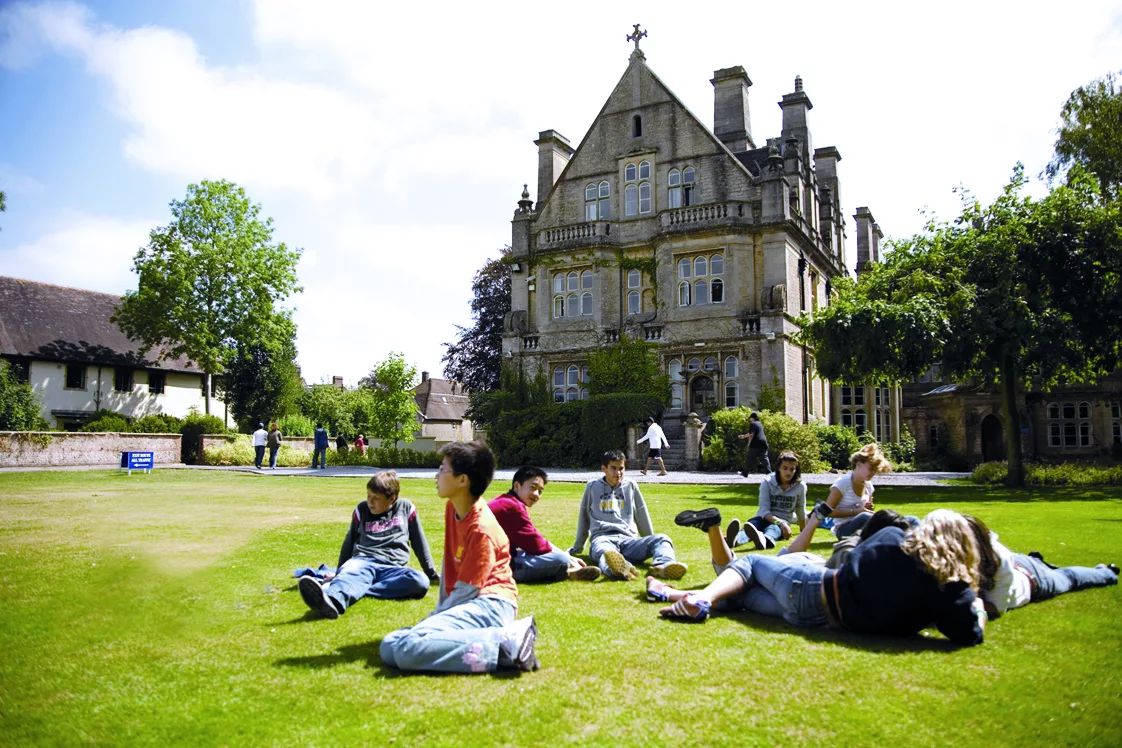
{"left": 646, "top": 576, "right": 673, "bottom": 602}
{"left": 660, "top": 593, "right": 710, "bottom": 622}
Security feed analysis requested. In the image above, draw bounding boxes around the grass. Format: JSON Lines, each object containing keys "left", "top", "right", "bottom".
{"left": 1, "top": 470, "right": 1120, "bottom": 747}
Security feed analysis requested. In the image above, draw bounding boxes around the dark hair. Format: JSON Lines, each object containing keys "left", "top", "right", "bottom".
{"left": 963, "top": 515, "right": 1000, "bottom": 593}
{"left": 438, "top": 440, "right": 496, "bottom": 499}
{"left": 646, "top": 416, "right": 655, "bottom": 423}
{"left": 858, "top": 509, "right": 914, "bottom": 542}
{"left": 775, "top": 450, "right": 802, "bottom": 485}
{"left": 601, "top": 449, "right": 626, "bottom": 466}
{"left": 749, "top": 412, "right": 760, "bottom": 421}
{"left": 511, "top": 466, "right": 549, "bottom": 491}
{"left": 367, "top": 470, "right": 400, "bottom": 499}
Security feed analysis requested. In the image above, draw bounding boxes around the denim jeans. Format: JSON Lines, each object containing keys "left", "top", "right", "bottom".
{"left": 254, "top": 445, "right": 266, "bottom": 468}
{"left": 735, "top": 516, "right": 784, "bottom": 546}
{"left": 1014, "top": 554, "right": 1117, "bottom": 602}
{"left": 727, "top": 554, "right": 829, "bottom": 627}
{"left": 834, "top": 512, "right": 873, "bottom": 539}
{"left": 324, "top": 558, "right": 429, "bottom": 611}
{"left": 511, "top": 549, "right": 571, "bottom": 583}
{"left": 590, "top": 534, "right": 676, "bottom": 579}
{"left": 379, "top": 595, "right": 516, "bottom": 674}
{"left": 268, "top": 446, "right": 279, "bottom": 468}
{"left": 311, "top": 446, "right": 327, "bottom": 468}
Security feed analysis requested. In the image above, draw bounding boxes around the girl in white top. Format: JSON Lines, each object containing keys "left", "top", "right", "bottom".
{"left": 810, "top": 443, "right": 892, "bottom": 539}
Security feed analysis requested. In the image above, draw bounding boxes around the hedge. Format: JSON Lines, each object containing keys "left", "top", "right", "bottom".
{"left": 972, "top": 461, "right": 1122, "bottom": 487}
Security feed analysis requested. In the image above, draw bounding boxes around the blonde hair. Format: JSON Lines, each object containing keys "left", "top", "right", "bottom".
{"left": 850, "top": 442, "right": 891, "bottom": 473}
{"left": 900, "top": 509, "right": 981, "bottom": 590}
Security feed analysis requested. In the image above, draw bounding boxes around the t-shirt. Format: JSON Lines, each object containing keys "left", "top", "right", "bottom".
{"left": 756, "top": 474, "right": 807, "bottom": 524}
{"left": 444, "top": 500, "right": 517, "bottom": 603}
{"left": 252, "top": 428, "right": 268, "bottom": 447}
{"left": 338, "top": 499, "right": 438, "bottom": 578}
{"left": 637, "top": 423, "right": 669, "bottom": 449}
{"left": 488, "top": 493, "right": 552, "bottom": 555}
{"left": 830, "top": 472, "right": 874, "bottom": 533}
{"left": 747, "top": 420, "right": 767, "bottom": 448}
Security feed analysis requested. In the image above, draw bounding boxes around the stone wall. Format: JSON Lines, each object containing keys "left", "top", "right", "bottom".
{"left": 0, "top": 431, "right": 182, "bottom": 468}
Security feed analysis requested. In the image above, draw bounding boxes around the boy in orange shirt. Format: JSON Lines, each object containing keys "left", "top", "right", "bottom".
{"left": 379, "top": 441, "right": 539, "bottom": 674}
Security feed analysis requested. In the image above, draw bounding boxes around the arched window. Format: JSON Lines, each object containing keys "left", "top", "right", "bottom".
{"left": 632, "top": 114, "right": 642, "bottom": 138}
{"left": 1049, "top": 422, "right": 1061, "bottom": 446}
{"left": 841, "top": 409, "right": 853, "bottom": 428}
{"left": 581, "top": 292, "right": 593, "bottom": 315}
{"left": 1079, "top": 422, "right": 1092, "bottom": 447}
{"left": 567, "top": 271, "right": 578, "bottom": 291}
{"left": 627, "top": 290, "right": 640, "bottom": 315}
{"left": 703, "top": 356, "right": 717, "bottom": 372}
{"left": 625, "top": 163, "right": 637, "bottom": 182}
{"left": 639, "top": 181, "right": 651, "bottom": 213}
{"left": 724, "top": 356, "right": 738, "bottom": 378}
{"left": 671, "top": 383, "right": 684, "bottom": 410}
{"left": 554, "top": 389, "right": 565, "bottom": 403}
{"left": 725, "top": 382, "right": 739, "bottom": 408}
{"left": 625, "top": 184, "right": 638, "bottom": 216}
{"left": 875, "top": 410, "right": 882, "bottom": 440}
{"left": 1078, "top": 401, "right": 1091, "bottom": 419}
{"left": 639, "top": 161, "right": 650, "bottom": 179}
{"left": 553, "top": 295, "right": 564, "bottom": 318}
{"left": 581, "top": 270, "right": 593, "bottom": 290}
{"left": 1114, "top": 401, "right": 1121, "bottom": 419}
{"left": 710, "top": 254, "right": 724, "bottom": 275}
{"left": 668, "top": 359, "right": 683, "bottom": 381}
{"left": 1063, "top": 422, "right": 1077, "bottom": 447}
{"left": 711, "top": 278, "right": 724, "bottom": 304}
{"left": 694, "top": 256, "right": 707, "bottom": 277}
{"left": 553, "top": 367, "right": 564, "bottom": 387}
{"left": 580, "top": 388, "right": 590, "bottom": 400}
{"left": 553, "top": 273, "right": 565, "bottom": 294}
{"left": 581, "top": 365, "right": 589, "bottom": 384}
{"left": 678, "top": 258, "right": 691, "bottom": 278}
{"left": 694, "top": 280, "right": 709, "bottom": 305}
{"left": 678, "top": 281, "right": 691, "bottom": 306}
{"left": 1114, "top": 421, "right": 1122, "bottom": 445}
{"left": 1047, "top": 402, "right": 1060, "bottom": 419}
{"left": 854, "top": 410, "right": 867, "bottom": 434}
{"left": 585, "top": 183, "right": 598, "bottom": 221}
{"left": 566, "top": 293, "right": 579, "bottom": 317}
{"left": 566, "top": 388, "right": 578, "bottom": 402}
{"left": 687, "top": 357, "right": 701, "bottom": 372}
{"left": 683, "top": 167, "right": 696, "bottom": 206}
{"left": 598, "top": 181, "right": 611, "bottom": 219}
{"left": 567, "top": 365, "right": 579, "bottom": 387}
{"left": 1063, "top": 402, "right": 1076, "bottom": 419}
{"left": 668, "top": 169, "right": 681, "bottom": 208}
{"left": 628, "top": 269, "right": 641, "bottom": 288}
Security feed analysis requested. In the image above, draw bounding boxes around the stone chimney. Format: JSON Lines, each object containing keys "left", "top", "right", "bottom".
{"left": 332, "top": 376, "right": 344, "bottom": 389}
{"left": 854, "top": 207, "right": 882, "bottom": 274}
{"left": 421, "top": 371, "right": 429, "bottom": 383}
{"left": 534, "top": 130, "right": 574, "bottom": 207}
{"left": 710, "top": 66, "right": 754, "bottom": 152}
{"left": 779, "top": 75, "right": 813, "bottom": 158}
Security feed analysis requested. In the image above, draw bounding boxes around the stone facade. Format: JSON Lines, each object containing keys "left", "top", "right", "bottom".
{"left": 0, "top": 431, "right": 181, "bottom": 468}
{"left": 504, "top": 43, "right": 880, "bottom": 440}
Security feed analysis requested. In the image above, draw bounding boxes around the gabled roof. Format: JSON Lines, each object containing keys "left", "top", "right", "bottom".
{"left": 412, "top": 377, "right": 470, "bottom": 422}
{"left": 0, "top": 276, "right": 201, "bottom": 372}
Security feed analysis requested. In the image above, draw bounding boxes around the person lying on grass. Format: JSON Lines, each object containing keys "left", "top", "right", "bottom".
{"left": 807, "top": 443, "right": 892, "bottom": 540}
{"left": 723, "top": 450, "right": 807, "bottom": 552}
{"left": 569, "top": 450, "right": 687, "bottom": 581}
{"left": 489, "top": 466, "right": 601, "bottom": 583}
{"left": 963, "top": 514, "right": 1118, "bottom": 619}
{"left": 380, "top": 441, "right": 540, "bottom": 674}
{"left": 299, "top": 471, "right": 440, "bottom": 619}
{"left": 657, "top": 509, "right": 988, "bottom": 647}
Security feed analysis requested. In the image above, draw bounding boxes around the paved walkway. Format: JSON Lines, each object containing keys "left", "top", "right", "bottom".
{"left": 0, "top": 463, "right": 970, "bottom": 487}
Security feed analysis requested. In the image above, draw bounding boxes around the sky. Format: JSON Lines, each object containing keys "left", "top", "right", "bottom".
{"left": 1, "top": 0, "right": 1120, "bottom": 386}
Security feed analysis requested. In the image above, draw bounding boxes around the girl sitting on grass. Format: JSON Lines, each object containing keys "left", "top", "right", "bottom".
{"left": 724, "top": 450, "right": 807, "bottom": 552}
{"left": 808, "top": 443, "right": 891, "bottom": 540}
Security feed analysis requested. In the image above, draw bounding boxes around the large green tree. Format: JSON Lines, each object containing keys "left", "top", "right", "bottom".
{"left": 112, "top": 180, "right": 302, "bottom": 414}
{"left": 441, "top": 248, "right": 511, "bottom": 392}
{"left": 222, "top": 313, "right": 303, "bottom": 431}
{"left": 799, "top": 166, "right": 1122, "bottom": 485}
{"left": 1046, "top": 70, "right": 1122, "bottom": 200}
{"left": 358, "top": 352, "right": 420, "bottom": 444}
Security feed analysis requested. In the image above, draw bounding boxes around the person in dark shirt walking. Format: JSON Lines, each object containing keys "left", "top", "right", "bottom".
{"left": 737, "top": 412, "right": 770, "bottom": 475}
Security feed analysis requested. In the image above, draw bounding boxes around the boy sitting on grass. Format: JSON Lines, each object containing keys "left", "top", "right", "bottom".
{"left": 299, "top": 471, "right": 439, "bottom": 619}
{"left": 569, "top": 450, "right": 687, "bottom": 581}
{"left": 489, "top": 466, "right": 601, "bottom": 582}
{"left": 380, "top": 441, "right": 540, "bottom": 674}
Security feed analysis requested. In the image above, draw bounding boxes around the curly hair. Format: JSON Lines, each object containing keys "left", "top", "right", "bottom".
{"left": 900, "top": 509, "right": 981, "bottom": 590}
{"left": 850, "top": 442, "right": 892, "bottom": 473}
{"left": 962, "top": 515, "right": 1000, "bottom": 593}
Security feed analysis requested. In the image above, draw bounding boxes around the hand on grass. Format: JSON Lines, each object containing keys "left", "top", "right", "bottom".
{"left": 778, "top": 521, "right": 791, "bottom": 540}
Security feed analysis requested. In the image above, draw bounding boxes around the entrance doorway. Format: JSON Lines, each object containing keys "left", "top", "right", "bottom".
{"left": 981, "top": 414, "right": 1005, "bottom": 463}
{"left": 689, "top": 376, "right": 715, "bottom": 419}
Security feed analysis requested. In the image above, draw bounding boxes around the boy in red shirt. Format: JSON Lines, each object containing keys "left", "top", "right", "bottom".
{"left": 489, "top": 466, "right": 601, "bottom": 583}
{"left": 379, "top": 441, "right": 539, "bottom": 673}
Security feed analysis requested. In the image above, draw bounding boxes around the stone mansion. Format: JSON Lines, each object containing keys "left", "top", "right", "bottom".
{"left": 502, "top": 34, "right": 896, "bottom": 441}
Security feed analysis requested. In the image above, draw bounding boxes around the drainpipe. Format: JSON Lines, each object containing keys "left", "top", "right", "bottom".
{"left": 95, "top": 365, "right": 103, "bottom": 409}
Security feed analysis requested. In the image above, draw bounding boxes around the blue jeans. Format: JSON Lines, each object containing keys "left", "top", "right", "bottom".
{"left": 311, "top": 446, "right": 327, "bottom": 468}
{"left": 727, "top": 555, "right": 829, "bottom": 627}
{"left": 380, "top": 596, "right": 516, "bottom": 674}
{"left": 590, "top": 534, "right": 676, "bottom": 579}
{"left": 735, "top": 516, "right": 784, "bottom": 546}
{"left": 268, "top": 446, "right": 279, "bottom": 468}
{"left": 834, "top": 512, "right": 873, "bottom": 539}
{"left": 324, "top": 558, "right": 429, "bottom": 611}
{"left": 1014, "top": 554, "right": 1117, "bottom": 602}
{"left": 254, "top": 445, "right": 265, "bottom": 468}
{"left": 511, "top": 549, "right": 571, "bottom": 583}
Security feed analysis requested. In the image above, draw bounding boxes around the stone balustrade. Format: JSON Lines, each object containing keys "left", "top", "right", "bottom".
{"left": 660, "top": 201, "right": 752, "bottom": 230}
{"left": 536, "top": 221, "right": 615, "bottom": 249}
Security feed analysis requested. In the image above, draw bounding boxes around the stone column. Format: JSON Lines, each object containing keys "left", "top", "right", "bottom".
{"left": 683, "top": 412, "right": 704, "bottom": 471}
{"left": 626, "top": 423, "right": 641, "bottom": 469}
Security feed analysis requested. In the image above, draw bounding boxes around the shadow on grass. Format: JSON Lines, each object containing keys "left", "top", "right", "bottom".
{"left": 274, "top": 639, "right": 527, "bottom": 679}
{"left": 717, "top": 611, "right": 964, "bottom": 653}
{"left": 674, "top": 484, "right": 1122, "bottom": 509}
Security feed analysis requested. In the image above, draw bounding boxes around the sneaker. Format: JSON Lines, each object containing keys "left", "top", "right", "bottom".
{"left": 741, "top": 522, "right": 765, "bottom": 550}
{"left": 650, "top": 561, "right": 688, "bottom": 580}
{"left": 499, "top": 616, "right": 540, "bottom": 672}
{"left": 646, "top": 576, "right": 673, "bottom": 602}
{"left": 603, "top": 551, "right": 638, "bottom": 580}
{"left": 725, "top": 518, "right": 742, "bottom": 548}
{"left": 657, "top": 471, "right": 668, "bottom": 476}
{"left": 762, "top": 535, "right": 776, "bottom": 550}
{"left": 568, "top": 566, "right": 602, "bottom": 582}
{"left": 298, "top": 576, "right": 340, "bottom": 619}
{"left": 660, "top": 593, "right": 711, "bottom": 623}
{"left": 674, "top": 508, "right": 722, "bottom": 531}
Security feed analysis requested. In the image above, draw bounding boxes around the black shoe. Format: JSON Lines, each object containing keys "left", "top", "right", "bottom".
{"left": 1107, "top": 563, "right": 1120, "bottom": 576}
{"left": 741, "top": 522, "right": 765, "bottom": 550}
{"left": 674, "top": 508, "right": 722, "bottom": 532}
{"left": 298, "top": 576, "right": 340, "bottom": 619}
{"left": 1029, "top": 550, "right": 1060, "bottom": 570}
{"left": 725, "top": 519, "right": 742, "bottom": 548}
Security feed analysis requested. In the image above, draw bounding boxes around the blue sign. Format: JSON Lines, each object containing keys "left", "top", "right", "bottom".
{"left": 121, "top": 451, "right": 154, "bottom": 474}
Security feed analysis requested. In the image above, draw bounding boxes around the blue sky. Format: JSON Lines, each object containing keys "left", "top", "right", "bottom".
{"left": 2, "top": 0, "right": 1121, "bottom": 385}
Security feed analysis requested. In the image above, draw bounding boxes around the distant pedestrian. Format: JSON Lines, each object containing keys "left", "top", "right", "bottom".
{"left": 312, "top": 424, "right": 329, "bottom": 469}
{"left": 336, "top": 434, "right": 349, "bottom": 453}
{"left": 354, "top": 434, "right": 366, "bottom": 456}
{"left": 637, "top": 416, "right": 669, "bottom": 476}
{"left": 267, "top": 422, "right": 283, "bottom": 469}
{"left": 737, "top": 412, "right": 770, "bottom": 476}
{"left": 252, "top": 422, "right": 268, "bottom": 469}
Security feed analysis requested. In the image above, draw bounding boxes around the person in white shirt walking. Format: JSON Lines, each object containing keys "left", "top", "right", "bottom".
{"left": 637, "top": 416, "right": 670, "bottom": 476}
{"left": 251, "top": 422, "right": 268, "bottom": 469}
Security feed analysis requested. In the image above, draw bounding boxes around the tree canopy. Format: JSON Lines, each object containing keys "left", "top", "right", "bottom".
{"left": 1046, "top": 70, "right": 1122, "bottom": 200}
{"left": 357, "top": 352, "right": 420, "bottom": 444}
{"left": 222, "top": 313, "right": 303, "bottom": 431}
{"left": 441, "top": 248, "right": 511, "bottom": 392}
{"left": 112, "top": 180, "right": 302, "bottom": 414}
{"left": 799, "top": 166, "right": 1122, "bottom": 485}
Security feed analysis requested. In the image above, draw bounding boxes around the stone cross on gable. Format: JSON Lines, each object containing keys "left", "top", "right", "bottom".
{"left": 627, "top": 24, "right": 647, "bottom": 59}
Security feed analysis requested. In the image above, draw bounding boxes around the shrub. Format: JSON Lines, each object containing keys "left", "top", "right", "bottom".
{"left": 201, "top": 435, "right": 310, "bottom": 467}
{"left": 972, "top": 461, "right": 1008, "bottom": 484}
{"left": 971, "top": 461, "right": 1122, "bottom": 487}
{"left": 814, "top": 423, "right": 864, "bottom": 470}
{"left": 81, "top": 412, "right": 131, "bottom": 433}
{"left": 488, "top": 402, "right": 585, "bottom": 467}
{"left": 181, "top": 411, "right": 230, "bottom": 464}
{"left": 883, "top": 427, "right": 917, "bottom": 467}
{"left": 579, "top": 393, "right": 664, "bottom": 461}
{"left": 701, "top": 408, "right": 828, "bottom": 473}
{"left": 131, "top": 414, "right": 184, "bottom": 434}
{"left": 276, "top": 413, "right": 313, "bottom": 437}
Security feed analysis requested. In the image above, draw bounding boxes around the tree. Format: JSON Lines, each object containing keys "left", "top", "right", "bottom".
{"left": 586, "top": 334, "right": 670, "bottom": 402}
{"left": 222, "top": 313, "right": 303, "bottom": 431}
{"left": 297, "top": 384, "right": 355, "bottom": 436}
{"left": 358, "top": 352, "right": 420, "bottom": 444}
{"left": 0, "top": 187, "right": 6, "bottom": 229}
{"left": 0, "top": 361, "right": 48, "bottom": 430}
{"left": 1046, "top": 71, "right": 1122, "bottom": 200}
{"left": 799, "top": 166, "right": 1122, "bottom": 486}
{"left": 441, "top": 248, "right": 511, "bottom": 392}
{"left": 112, "top": 180, "right": 302, "bottom": 414}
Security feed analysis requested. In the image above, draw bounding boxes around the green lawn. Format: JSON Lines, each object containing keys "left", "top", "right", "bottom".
{"left": 1, "top": 470, "right": 1120, "bottom": 747}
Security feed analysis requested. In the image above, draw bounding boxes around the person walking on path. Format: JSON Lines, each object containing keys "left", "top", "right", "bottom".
{"left": 638, "top": 416, "right": 670, "bottom": 476}
{"left": 252, "top": 422, "right": 268, "bottom": 469}
{"left": 312, "top": 424, "right": 329, "bottom": 469}
{"left": 266, "top": 423, "right": 283, "bottom": 469}
{"left": 737, "top": 412, "right": 770, "bottom": 476}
